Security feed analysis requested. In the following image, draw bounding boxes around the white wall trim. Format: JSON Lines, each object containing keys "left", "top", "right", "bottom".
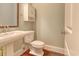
{"left": 44, "top": 45, "right": 64, "bottom": 54}
{"left": 65, "top": 40, "right": 70, "bottom": 56}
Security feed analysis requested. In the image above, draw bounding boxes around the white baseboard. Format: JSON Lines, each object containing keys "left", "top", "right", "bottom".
{"left": 44, "top": 45, "right": 64, "bottom": 54}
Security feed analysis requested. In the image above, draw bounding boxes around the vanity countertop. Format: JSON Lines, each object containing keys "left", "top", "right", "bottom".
{"left": 0, "top": 30, "right": 34, "bottom": 47}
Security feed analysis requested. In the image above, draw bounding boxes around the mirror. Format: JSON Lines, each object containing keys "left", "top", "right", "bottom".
{"left": 0, "top": 3, "right": 19, "bottom": 28}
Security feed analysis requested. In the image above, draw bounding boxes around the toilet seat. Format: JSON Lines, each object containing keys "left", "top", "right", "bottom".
{"left": 31, "top": 40, "right": 45, "bottom": 48}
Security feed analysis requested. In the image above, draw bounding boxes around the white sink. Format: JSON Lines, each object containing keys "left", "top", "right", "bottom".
{"left": 0, "top": 30, "right": 34, "bottom": 46}
{"left": 0, "top": 30, "right": 33, "bottom": 37}
{"left": 0, "top": 32, "right": 14, "bottom": 37}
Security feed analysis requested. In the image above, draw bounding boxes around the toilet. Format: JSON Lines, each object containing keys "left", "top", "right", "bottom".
{"left": 24, "top": 31, "right": 45, "bottom": 56}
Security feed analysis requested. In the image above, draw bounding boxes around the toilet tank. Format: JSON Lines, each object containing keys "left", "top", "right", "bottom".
{"left": 24, "top": 31, "right": 34, "bottom": 43}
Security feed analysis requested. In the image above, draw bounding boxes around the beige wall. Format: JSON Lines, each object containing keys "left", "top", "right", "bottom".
{"left": 33, "top": 3, "right": 65, "bottom": 48}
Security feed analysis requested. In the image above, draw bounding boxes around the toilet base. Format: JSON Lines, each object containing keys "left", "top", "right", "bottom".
{"left": 29, "top": 50, "right": 44, "bottom": 56}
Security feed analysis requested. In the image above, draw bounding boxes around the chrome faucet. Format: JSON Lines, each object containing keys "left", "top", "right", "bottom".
{"left": 2, "top": 26, "right": 7, "bottom": 32}
{"left": 6, "top": 25, "right": 9, "bottom": 32}
{"left": 0, "top": 25, "right": 9, "bottom": 33}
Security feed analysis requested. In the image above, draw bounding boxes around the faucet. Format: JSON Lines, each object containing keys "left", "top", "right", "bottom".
{"left": 2, "top": 26, "right": 7, "bottom": 32}
{"left": 0, "top": 25, "right": 9, "bottom": 33}
{"left": 6, "top": 25, "right": 9, "bottom": 32}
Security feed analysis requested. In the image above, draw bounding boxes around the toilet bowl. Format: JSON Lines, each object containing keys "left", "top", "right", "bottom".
{"left": 24, "top": 31, "right": 45, "bottom": 56}
{"left": 30, "top": 40, "right": 45, "bottom": 56}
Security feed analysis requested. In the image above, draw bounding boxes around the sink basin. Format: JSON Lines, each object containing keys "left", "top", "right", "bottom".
{"left": 0, "top": 31, "right": 16, "bottom": 37}
{"left": 0, "top": 30, "right": 28, "bottom": 37}
{"left": 0, "top": 30, "right": 34, "bottom": 46}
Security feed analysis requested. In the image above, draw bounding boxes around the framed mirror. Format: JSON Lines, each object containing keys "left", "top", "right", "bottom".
{"left": 0, "top": 3, "right": 19, "bottom": 28}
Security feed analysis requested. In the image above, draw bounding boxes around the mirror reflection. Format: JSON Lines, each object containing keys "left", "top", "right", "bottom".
{"left": 0, "top": 3, "right": 19, "bottom": 28}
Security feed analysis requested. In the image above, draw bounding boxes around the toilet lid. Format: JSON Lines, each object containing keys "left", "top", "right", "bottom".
{"left": 31, "top": 40, "right": 45, "bottom": 46}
